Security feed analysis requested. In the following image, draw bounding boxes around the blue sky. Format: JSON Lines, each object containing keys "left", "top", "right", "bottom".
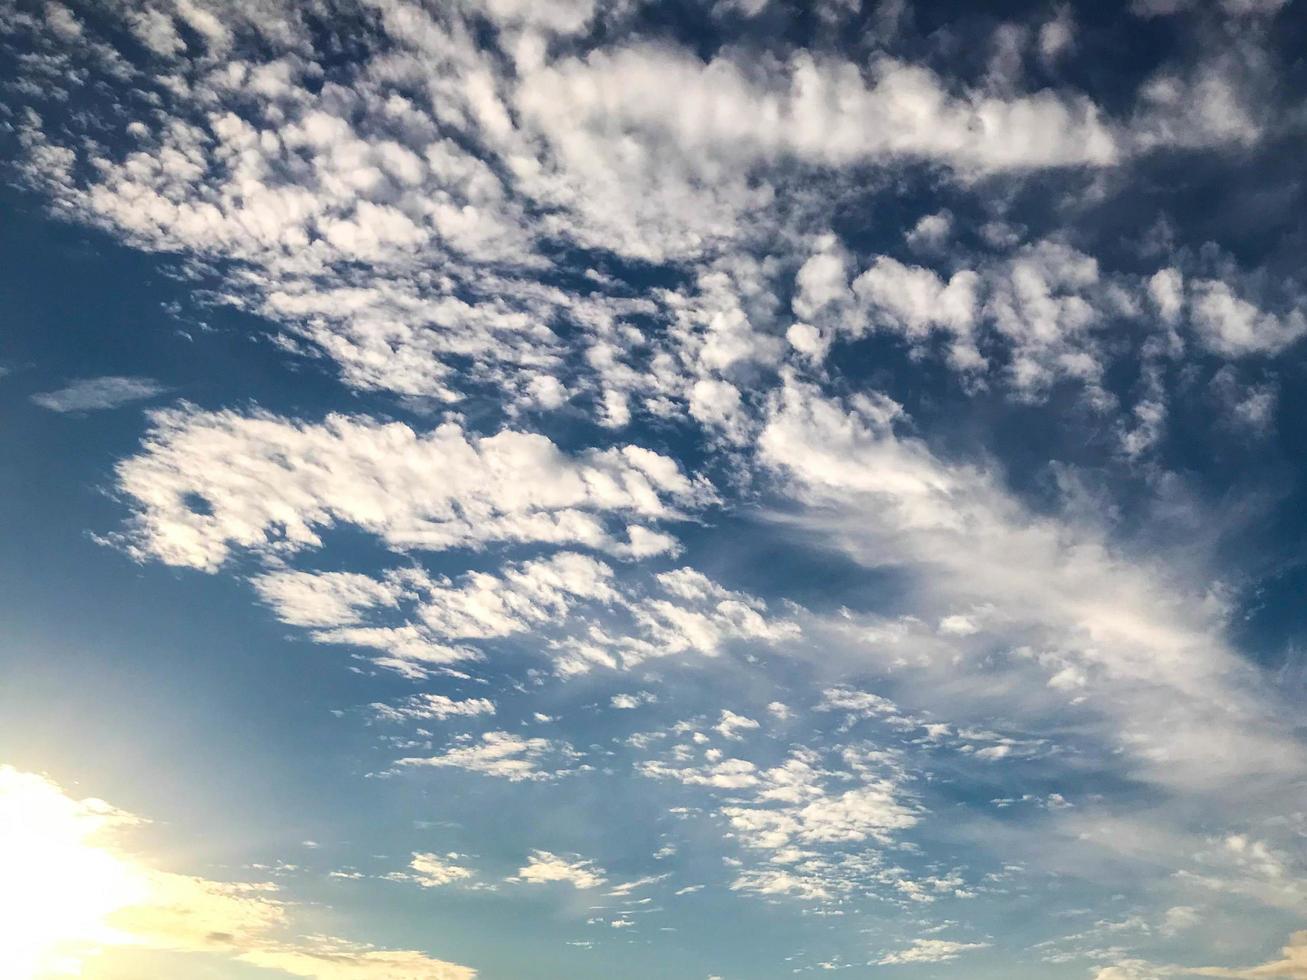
{"left": 1, "top": 0, "right": 1306, "bottom": 977}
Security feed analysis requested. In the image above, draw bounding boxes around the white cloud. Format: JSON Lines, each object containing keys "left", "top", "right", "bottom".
{"left": 518, "top": 45, "right": 1120, "bottom": 181}
{"left": 905, "top": 210, "right": 953, "bottom": 253}
{"left": 713, "top": 710, "right": 760, "bottom": 740}
{"left": 371, "top": 695, "right": 495, "bottom": 723}
{"left": 1118, "top": 369, "right": 1168, "bottom": 459}
{"left": 789, "top": 238, "right": 1127, "bottom": 397}
{"left": 234, "top": 941, "right": 477, "bottom": 980}
{"left": 1210, "top": 367, "right": 1277, "bottom": 432}
{"left": 524, "top": 374, "right": 570, "bottom": 410}
{"left": 853, "top": 257, "right": 980, "bottom": 364}
{"left": 1188, "top": 279, "right": 1307, "bottom": 357}
{"left": 252, "top": 570, "right": 408, "bottom": 630}
{"left": 511, "top": 851, "right": 606, "bottom": 889}
{"left": 8, "top": 0, "right": 1297, "bottom": 463}
{"left": 43, "top": 2, "right": 84, "bottom": 40}
{"left": 722, "top": 778, "right": 919, "bottom": 851}
{"left": 32, "top": 376, "right": 168, "bottom": 412}
{"left": 938, "top": 614, "right": 980, "bottom": 636}
{"left": 1160, "top": 904, "right": 1199, "bottom": 936}
{"left": 398, "top": 731, "right": 568, "bottom": 782}
{"left": 405, "top": 852, "right": 474, "bottom": 888}
{"left": 415, "top": 553, "right": 618, "bottom": 639}
{"left": 115, "top": 407, "right": 702, "bottom": 571}
{"left": 1130, "top": 45, "right": 1269, "bottom": 152}
{"left": 641, "top": 741, "right": 925, "bottom": 903}
{"left": 549, "top": 566, "right": 800, "bottom": 675}
{"left": 757, "top": 376, "right": 1305, "bottom": 791}
{"left": 611, "top": 691, "right": 657, "bottom": 709}
{"left": 470, "top": 0, "right": 598, "bottom": 36}
{"left": 1148, "top": 268, "right": 1185, "bottom": 325}
{"left": 252, "top": 553, "right": 794, "bottom": 676}
{"left": 606, "top": 872, "right": 669, "bottom": 897}
{"left": 1038, "top": 7, "right": 1076, "bottom": 66}
{"left": 982, "top": 240, "right": 1105, "bottom": 395}
{"left": 689, "top": 378, "right": 749, "bottom": 443}
{"left": 299, "top": 626, "right": 474, "bottom": 678}
{"left": 877, "top": 938, "right": 990, "bottom": 965}
{"left": 638, "top": 756, "right": 761, "bottom": 791}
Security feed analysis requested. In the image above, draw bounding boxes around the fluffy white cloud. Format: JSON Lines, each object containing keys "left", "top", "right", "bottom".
{"left": 1189, "top": 279, "right": 1307, "bottom": 357}
{"left": 397, "top": 731, "right": 569, "bottom": 782}
{"left": 611, "top": 691, "right": 656, "bottom": 709}
{"left": 877, "top": 938, "right": 990, "bottom": 965}
{"left": 641, "top": 740, "right": 925, "bottom": 903}
{"left": 518, "top": 45, "right": 1120, "bottom": 181}
{"left": 722, "top": 779, "right": 919, "bottom": 851}
{"left": 371, "top": 694, "right": 495, "bottom": 723}
{"left": 789, "top": 238, "right": 1124, "bottom": 397}
{"left": 905, "top": 210, "right": 953, "bottom": 253}
{"left": 713, "top": 709, "right": 760, "bottom": 740}
{"left": 115, "top": 407, "right": 702, "bottom": 571}
{"left": 253, "top": 570, "right": 409, "bottom": 630}
{"left": 638, "top": 756, "right": 762, "bottom": 791}
{"left": 783, "top": 236, "right": 1301, "bottom": 413}
{"left": 511, "top": 851, "right": 606, "bottom": 889}
{"left": 1129, "top": 44, "right": 1269, "bottom": 151}
{"left": 1210, "top": 367, "right": 1278, "bottom": 432}
{"left": 252, "top": 554, "right": 795, "bottom": 676}
{"left": 7, "top": 0, "right": 1299, "bottom": 463}
{"left": 982, "top": 240, "right": 1106, "bottom": 394}
{"left": 818, "top": 686, "right": 900, "bottom": 719}
{"left": 852, "top": 256, "right": 982, "bottom": 369}
{"left": 412, "top": 552, "right": 618, "bottom": 640}
{"left": 405, "top": 853, "right": 474, "bottom": 888}
{"left": 467, "top": 0, "right": 600, "bottom": 35}
{"left": 252, "top": 554, "right": 621, "bottom": 674}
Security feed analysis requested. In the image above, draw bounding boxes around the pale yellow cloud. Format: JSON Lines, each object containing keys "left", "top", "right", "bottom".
{"left": 240, "top": 942, "right": 478, "bottom": 979}
{"left": 0, "top": 764, "right": 474, "bottom": 980}
{"left": 1188, "top": 930, "right": 1307, "bottom": 979}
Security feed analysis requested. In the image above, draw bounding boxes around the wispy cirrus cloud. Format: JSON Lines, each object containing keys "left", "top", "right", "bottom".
{"left": 32, "top": 375, "right": 168, "bottom": 412}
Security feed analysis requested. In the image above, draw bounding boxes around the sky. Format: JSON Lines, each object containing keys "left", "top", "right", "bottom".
{"left": 1, "top": 0, "right": 1306, "bottom": 977}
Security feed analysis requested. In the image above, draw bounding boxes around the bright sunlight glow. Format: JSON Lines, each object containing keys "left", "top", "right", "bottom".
{"left": 0, "top": 766, "right": 151, "bottom": 979}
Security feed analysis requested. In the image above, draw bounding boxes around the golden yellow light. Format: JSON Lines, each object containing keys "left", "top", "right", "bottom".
{"left": 0, "top": 766, "right": 151, "bottom": 979}
{"left": 0, "top": 763, "right": 476, "bottom": 980}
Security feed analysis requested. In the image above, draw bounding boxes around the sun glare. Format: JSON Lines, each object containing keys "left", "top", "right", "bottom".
{"left": 0, "top": 766, "right": 151, "bottom": 979}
